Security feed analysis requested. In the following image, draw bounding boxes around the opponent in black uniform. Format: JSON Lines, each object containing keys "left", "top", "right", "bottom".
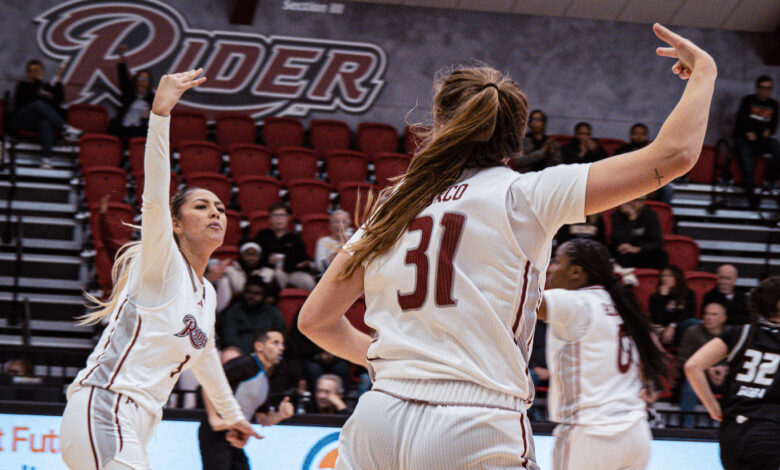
{"left": 685, "top": 276, "right": 780, "bottom": 470}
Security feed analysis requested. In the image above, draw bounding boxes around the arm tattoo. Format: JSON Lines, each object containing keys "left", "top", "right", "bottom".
{"left": 654, "top": 168, "right": 663, "bottom": 187}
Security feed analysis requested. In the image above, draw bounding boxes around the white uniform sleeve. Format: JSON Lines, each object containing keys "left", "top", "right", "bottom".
{"left": 543, "top": 288, "right": 592, "bottom": 342}
{"left": 191, "top": 336, "right": 245, "bottom": 425}
{"left": 511, "top": 163, "right": 590, "bottom": 235}
{"left": 134, "top": 113, "right": 184, "bottom": 308}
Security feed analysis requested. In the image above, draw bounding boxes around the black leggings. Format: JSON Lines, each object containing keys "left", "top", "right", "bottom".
{"left": 719, "top": 417, "right": 780, "bottom": 470}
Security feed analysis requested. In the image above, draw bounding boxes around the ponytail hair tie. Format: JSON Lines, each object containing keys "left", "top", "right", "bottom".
{"left": 482, "top": 83, "right": 499, "bottom": 91}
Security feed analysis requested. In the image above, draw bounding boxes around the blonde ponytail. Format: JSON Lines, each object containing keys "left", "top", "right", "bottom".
{"left": 78, "top": 239, "right": 141, "bottom": 325}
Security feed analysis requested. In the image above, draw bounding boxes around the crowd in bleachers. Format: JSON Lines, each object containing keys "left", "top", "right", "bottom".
{"left": 1, "top": 57, "right": 778, "bottom": 428}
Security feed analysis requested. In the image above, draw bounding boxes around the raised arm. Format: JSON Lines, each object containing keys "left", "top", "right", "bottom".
{"left": 585, "top": 24, "right": 717, "bottom": 215}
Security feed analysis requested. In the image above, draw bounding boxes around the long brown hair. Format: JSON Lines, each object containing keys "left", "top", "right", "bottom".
{"left": 79, "top": 187, "right": 202, "bottom": 325}
{"left": 341, "top": 66, "right": 529, "bottom": 278}
{"left": 656, "top": 264, "right": 689, "bottom": 307}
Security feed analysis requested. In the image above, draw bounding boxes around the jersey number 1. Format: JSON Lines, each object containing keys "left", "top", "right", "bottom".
{"left": 398, "top": 213, "right": 466, "bottom": 311}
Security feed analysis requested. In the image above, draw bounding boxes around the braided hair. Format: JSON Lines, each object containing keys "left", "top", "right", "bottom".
{"left": 564, "top": 239, "right": 669, "bottom": 388}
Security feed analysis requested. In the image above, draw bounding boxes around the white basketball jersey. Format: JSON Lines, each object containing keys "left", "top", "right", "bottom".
{"left": 356, "top": 164, "right": 590, "bottom": 407}
{"left": 545, "top": 287, "right": 646, "bottom": 434}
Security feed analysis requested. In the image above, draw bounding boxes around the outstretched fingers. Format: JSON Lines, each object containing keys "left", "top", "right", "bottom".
{"left": 656, "top": 47, "right": 678, "bottom": 58}
{"left": 653, "top": 23, "right": 682, "bottom": 48}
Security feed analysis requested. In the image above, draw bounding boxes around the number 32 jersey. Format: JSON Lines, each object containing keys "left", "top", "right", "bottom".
{"left": 350, "top": 164, "right": 590, "bottom": 407}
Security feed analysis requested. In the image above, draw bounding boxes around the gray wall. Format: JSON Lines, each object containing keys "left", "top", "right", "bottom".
{"left": 1, "top": 0, "right": 778, "bottom": 143}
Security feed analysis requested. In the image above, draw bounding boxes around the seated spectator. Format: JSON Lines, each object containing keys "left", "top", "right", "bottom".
{"left": 218, "top": 242, "right": 267, "bottom": 308}
{"left": 205, "top": 258, "right": 233, "bottom": 313}
{"left": 649, "top": 265, "right": 697, "bottom": 346}
{"left": 3, "top": 358, "right": 33, "bottom": 377}
{"left": 199, "top": 328, "right": 294, "bottom": 470}
{"left": 677, "top": 302, "right": 728, "bottom": 427}
{"left": 512, "top": 109, "right": 561, "bottom": 172}
{"left": 287, "top": 310, "right": 352, "bottom": 396}
{"left": 220, "top": 276, "right": 286, "bottom": 354}
{"left": 613, "top": 123, "right": 673, "bottom": 204}
{"left": 309, "top": 374, "right": 351, "bottom": 415}
{"left": 702, "top": 264, "right": 750, "bottom": 325}
{"left": 254, "top": 203, "right": 316, "bottom": 290}
{"left": 556, "top": 213, "right": 606, "bottom": 246}
{"left": 315, "top": 210, "right": 352, "bottom": 274}
{"left": 610, "top": 197, "right": 667, "bottom": 269}
{"left": 12, "top": 60, "right": 82, "bottom": 167}
{"left": 111, "top": 45, "right": 154, "bottom": 139}
{"left": 560, "top": 122, "right": 607, "bottom": 164}
{"left": 733, "top": 75, "right": 780, "bottom": 209}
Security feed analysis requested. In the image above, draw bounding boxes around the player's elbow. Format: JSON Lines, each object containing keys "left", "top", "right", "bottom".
{"left": 683, "top": 358, "right": 702, "bottom": 378}
{"left": 297, "top": 304, "right": 319, "bottom": 338}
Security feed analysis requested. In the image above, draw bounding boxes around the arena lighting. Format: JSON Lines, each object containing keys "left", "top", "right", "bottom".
{"left": 230, "top": 0, "right": 259, "bottom": 25}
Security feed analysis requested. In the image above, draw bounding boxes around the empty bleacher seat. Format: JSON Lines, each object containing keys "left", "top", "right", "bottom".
{"left": 83, "top": 166, "right": 128, "bottom": 204}
{"left": 374, "top": 152, "right": 411, "bottom": 188}
{"left": 262, "top": 116, "right": 304, "bottom": 154}
{"left": 277, "top": 288, "right": 310, "bottom": 335}
{"left": 224, "top": 209, "right": 242, "bottom": 247}
{"left": 300, "top": 213, "right": 331, "bottom": 258}
{"left": 170, "top": 110, "right": 208, "bottom": 151}
{"left": 68, "top": 104, "right": 109, "bottom": 133}
{"left": 310, "top": 119, "right": 352, "bottom": 154}
{"left": 185, "top": 172, "right": 232, "bottom": 205}
{"left": 236, "top": 176, "right": 282, "bottom": 216}
{"left": 663, "top": 234, "right": 699, "bottom": 272}
{"left": 357, "top": 122, "right": 398, "bottom": 162}
{"left": 215, "top": 113, "right": 256, "bottom": 151}
{"left": 248, "top": 211, "right": 270, "bottom": 238}
{"left": 632, "top": 268, "right": 659, "bottom": 316}
{"left": 338, "top": 182, "right": 377, "bottom": 224}
{"left": 134, "top": 171, "right": 179, "bottom": 205}
{"left": 287, "top": 179, "right": 333, "bottom": 219}
{"left": 277, "top": 147, "right": 319, "bottom": 185}
{"left": 687, "top": 144, "right": 717, "bottom": 184}
{"left": 228, "top": 144, "right": 271, "bottom": 179}
{"left": 78, "top": 134, "right": 122, "bottom": 170}
{"left": 684, "top": 271, "right": 717, "bottom": 317}
{"left": 178, "top": 141, "right": 223, "bottom": 178}
{"left": 324, "top": 150, "right": 368, "bottom": 187}
{"left": 127, "top": 137, "right": 147, "bottom": 178}
{"left": 213, "top": 245, "right": 239, "bottom": 261}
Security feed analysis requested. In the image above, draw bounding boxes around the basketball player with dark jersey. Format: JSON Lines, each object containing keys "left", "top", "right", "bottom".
{"left": 685, "top": 276, "right": 780, "bottom": 470}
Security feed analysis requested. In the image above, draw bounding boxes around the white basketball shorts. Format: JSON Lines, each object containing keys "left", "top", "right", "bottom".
{"left": 552, "top": 418, "right": 651, "bottom": 470}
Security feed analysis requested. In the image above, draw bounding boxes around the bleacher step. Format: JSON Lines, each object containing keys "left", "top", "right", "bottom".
{"left": 0, "top": 291, "right": 86, "bottom": 321}
{"left": 0, "top": 180, "right": 73, "bottom": 204}
{"left": 0, "top": 199, "right": 77, "bottom": 218}
{"left": 0, "top": 215, "right": 81, "bottom": 244}
{"left": 0, "top": 252, "right": 84, "bottom": 281}
{"left": 677, "top": 221, "right": 780, "bottom": 244}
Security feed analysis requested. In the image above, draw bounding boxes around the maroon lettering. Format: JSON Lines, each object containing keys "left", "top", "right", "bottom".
{"left": 310, "top": 51, "right": 376, "bottom": 102}
{"left": 201, "top": 41, "right": 264, "bottom": 92}
{"left": 254, "top": 46, "right": 320, "bottom": 97}
{"left": 452, "top": 183, "right": 468, "bottom": 200}
{"left": 397, "top": 216, "right": 433, "bottom": 311}
{"left": 435, "top": 213, "right": 465, "bottom": 306}
{"left": 170, "top": 39, "right": 209, "bottom": 73}
{"left": 174, "top": 314, "right": 208, "bottom": 349}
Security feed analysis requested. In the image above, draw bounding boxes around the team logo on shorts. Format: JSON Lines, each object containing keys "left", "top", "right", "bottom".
{"left": 174, "top": 314, "right": 208, "bottom": 349}
{"left": 302, "top": 432, "right": 340, "bottom": 469}
{"left": 34, "top": 0, "right": 386, "bottom": 119}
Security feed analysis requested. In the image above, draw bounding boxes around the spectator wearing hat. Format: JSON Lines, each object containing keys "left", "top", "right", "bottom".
{"left": 220, "top": 276, "right": 286, "bottom": 354}
{"left": 314, "top": 210, "right": 353, "bottom": 275}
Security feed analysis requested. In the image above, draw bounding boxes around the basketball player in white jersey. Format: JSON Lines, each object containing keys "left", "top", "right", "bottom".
{"left": 540, "top": 239, "right": 668, "bottom": 470}
{"left": 299, "top": 24, "right": 716, "bottom": 469}
{"left": 60, "top": 70, "right": 260, "bottom": 470}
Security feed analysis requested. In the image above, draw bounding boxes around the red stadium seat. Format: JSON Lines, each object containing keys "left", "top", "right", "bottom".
{"left": 374, "top": 152, "right": 412, "bottom": 188}
{"left": 248, "top": 211, "right": 270, "bottom": 238}
{"left": 262, "top": 116, "right": 304, "bottom": 154}
{"left": 67, "top": 104, "right": 109, "bottom": 133}
{"left": 300, "top": 213, "right": 331, "bottom": 258}
{"left": 684, "top": 271, "right": 717, "bottom": 318}
{"left": 644, "top": 200, "right": 674, "bottom": 235}
{"left": 236, "top": 176, "right": 281, "bottom": 216}
{"left": 596, "top": 137, "right": 628, "bottom": 156}
{"left": 663, "top": 234, "right": 699, "bottom": 272}
{"left": 178, "top": 141, "right": 223, "bottom": 178}
{"left": 228, "top": 144, "right": 271, "bottom": 179}
{"left": 277, "top": 147, "right": 319, "bottom": 185}
{"left": 404, "top": 125, "right": 429, "bottom": 155}
{"left": 324, "top": 150, "right": 368, "bottom": 187}
{"left": 134, "top": 172, "right": 179, "bottom": 205}
{"left": 687, "top": 144, "right": 717, "bottom": 184}
{"left": 215, "top": 113, "right": 256, "bottom": 151}
{"left": 277, "top": 288, "right": 311, "bottom": 335}
{"left": 287, "top": 179, "right": 333, "bottom": 219}
{"left": 213, "top": 245, "right": 239, "bottom": 262}
{"left": 170, "top": 110, "right": 208, "bottom": 151}
{"left": 89, "top": 202, "right": 136, "bottom": 250}
{"left": 223, "top": 210, "right": 242, "bottom": 247}
{"left": 632, "top": 268, "right": 659, "bottom": 316}
{"left": 78, "top": 134, "right": 122, "bottom": 170}
{"left": 94, "top": 247, "right": 115, "bottom": 293}
{"left": 127, "top": 137, "right": 146, "bottom": 178}
{"left": 346, "top": 297, "right": 370, "bottom": 334}
{"left": 730, "top": 148, "right": 768, "bottom": 186}
{"left": 83, "top": 166, "right": 127, "bottom": 204}
{"left": 310, "top": 119, "right": 352, "bottom": 155}
{"left": 357, "top": 122, "right": 398, "bottom": 162}
{"left": 185, "top": 172, "right": 232, "bottom": 205}
{"left": 339, "top": 183, "right": 377, "bottom": 224}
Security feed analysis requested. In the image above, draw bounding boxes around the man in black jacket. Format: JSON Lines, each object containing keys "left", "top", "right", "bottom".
{"left": 701, "top": 264, "right": 750, "bottom": 325}
{"left": 254, "top": 203, "right": 315, "bottom": 290}
{"left": 12, "top": 60, "right": 82, "bottom": 167}
{"left": 733, "top": 75, "right": 780, "bottom": 208}
{"left": 610, "top": 198, "right": 667, "bottom": 269}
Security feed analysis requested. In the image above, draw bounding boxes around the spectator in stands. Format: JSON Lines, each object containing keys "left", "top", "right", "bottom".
{"left": 220, "top": 276, "right": 286, "bottom": 354}
{"left": 560, "top": 122, "right": 608, "bottom": 164}
{"left": 614, "top": 123, "right": 674, "bottom": 204}
{"left": 677, "top": 302, "right": 728, "bottom": 427}
{"left": 701, "top": 264, "right": 750, "bottom": 325}
{"left": 221, "top": 242, "right": 265, "bottom": 302}
{"left": 314, "top": 210, "right": 352, "bottom": 275}
{"left": 610, "top": 197, "right": 667, "bottom": 269}
{"left": 205, "top": 258, "right": 233, "bottom": 313}
{"left": 733, "top": 75, "right": 780, "bottom": 209}
{"left": 287, "top": 310, "right": 353, "bottom": 395}
{"left": 254, "top": 203, "right": 316, "bottom": 290}
{"left": 12, "top": 60, "right": 82, "bottom": 168}
{"left": 308, "top": 374, "right": 351, "bottom": 414}
{"left": 199, "top": 328, "right": 294, "bottom": 470}
{"left": 556, "top": 213, "right": 606, "bottom": 246}
{"left": 512, "top": 109, "right": 561, "bottom": 172}
{"left": 3, "top": 358, "right": 33, "bottom": 376}
{"left": 649, "top": 265, "right": 697, "bottom": 346}
{"left": 111, "top": 45, "right": 154, "bottom": 139}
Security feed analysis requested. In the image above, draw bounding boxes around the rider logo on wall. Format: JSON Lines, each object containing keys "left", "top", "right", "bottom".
{"left": 34, "top": 0, "right": 386, "bottom": 120}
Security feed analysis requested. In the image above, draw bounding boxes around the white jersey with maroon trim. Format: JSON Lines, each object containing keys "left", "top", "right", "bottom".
{"left": 544, "top": 287, "right": 647, "bottom": 434}
{"left": 67, "top": 113, "right": 243, "bottom": 425}
{"left": 351, "top": 163, "right": 590, "bottom": 407}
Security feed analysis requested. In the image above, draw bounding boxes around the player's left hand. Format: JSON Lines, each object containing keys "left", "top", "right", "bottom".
{"left": 226, "top": 419, "right": 263, "bottom": 448}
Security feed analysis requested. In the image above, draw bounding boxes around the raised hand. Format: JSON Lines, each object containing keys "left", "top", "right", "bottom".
{"left": 654, "top": 23, "right": 715, "bottom": 80}
{"left": 151, "top": 69, "right": 206, "bottom": 117}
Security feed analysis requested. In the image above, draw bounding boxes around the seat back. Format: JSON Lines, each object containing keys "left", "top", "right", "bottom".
{"left": 404, "top": 125, "right": 429, "bottom": 155}
{"left": 374, "top": 152, "right": 411, "bottom": 188}
{"left": 68, "top": 104, "right": 109, "bottom": 133}
{"left": 632, "top": 268, "right": 659, "bottom": 315}
{"left": 687, "top": 144, "right": 717, "bottom": 184}
{"left": 262, "top": 116, "right": 304, "bottom": 154}
{"left": 236, "top": 176, "right": 281, "bottom": 216}
{"left": 215, "top": 113, "right": 256, "bottom": 151}
{"left": 127, "top": 137, "right": 147, "bottom": 178}
{"left": 78, "top": 134, "right": 122, "bottom": 170}
{"left": 185, "top": 172, "right": 232, "bottom": 205}
{"left": 89, "top": 202, "right": 136, "bottom": 249}
{"left": 212, "top": 245, "right": 239, "bottom": 262}
{"left": 338, "top": 183, "right": 377, "bottom": 225}
{"left": 228, "top": 144, "right": 271, "bottom": 179}
{"left": 300, "top": 213, "right": 331, "bottom": 258}
{"left": 310, "top": 119, "right": 351, "bottom": 154}
{"left": 134, "top": 172, "right": 179, "bottom": 206}
{"left": 170, "top": 110, "right": 208, "bottom": 151}
{"left": 178, "top": 141, "right": 223, "bottom": 178}
{"left": 277, "top": 147, "right": 319, "bottom": 185}
{"left": 83, "top": 166, "right": 127, "bottom": 204}
{"left": 596, "top": 137, "right": 628, "bottom": 156}
{"left": 357, "top": 122, "right": 398, "bottom": 162}
{"left": 663, "top": 234, "right": 700, "bottom": 272}
{"left": 684, "top": 271, "right": 717, "bottom": 318}
{"left": 287, "top": 179, "right": 333, "bottom": 219}
{"left": 325, "top": 150, "right": 368, "bottom": 187}
{"left": 644, "top": 200, "right": 674, "bottom": 235}
{"left": 248, "top": 211, "right": 270, "bottom": 238}
{"left": 277, "top": 288, "right": 311, "bottom": 335}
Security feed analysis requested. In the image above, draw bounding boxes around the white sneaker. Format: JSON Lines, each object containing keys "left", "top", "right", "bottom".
{"left": 62, "top": 124, "right": 84, "bottom": 143}
{"left": 40, "top": 157, "right": 53, "bottom": 169}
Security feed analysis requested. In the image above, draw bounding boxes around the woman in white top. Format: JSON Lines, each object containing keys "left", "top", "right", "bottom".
{"left": 299, "top": 24, "right": 716, "bottom": 469}
{"left": 540, "top": 239, "right": 668, "bottom": 470}
{"left": 314, "top": 210, "right": 352, "bottom": 274}
{"left": 60, "top": 70, "right": 259, "bottom": 470}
